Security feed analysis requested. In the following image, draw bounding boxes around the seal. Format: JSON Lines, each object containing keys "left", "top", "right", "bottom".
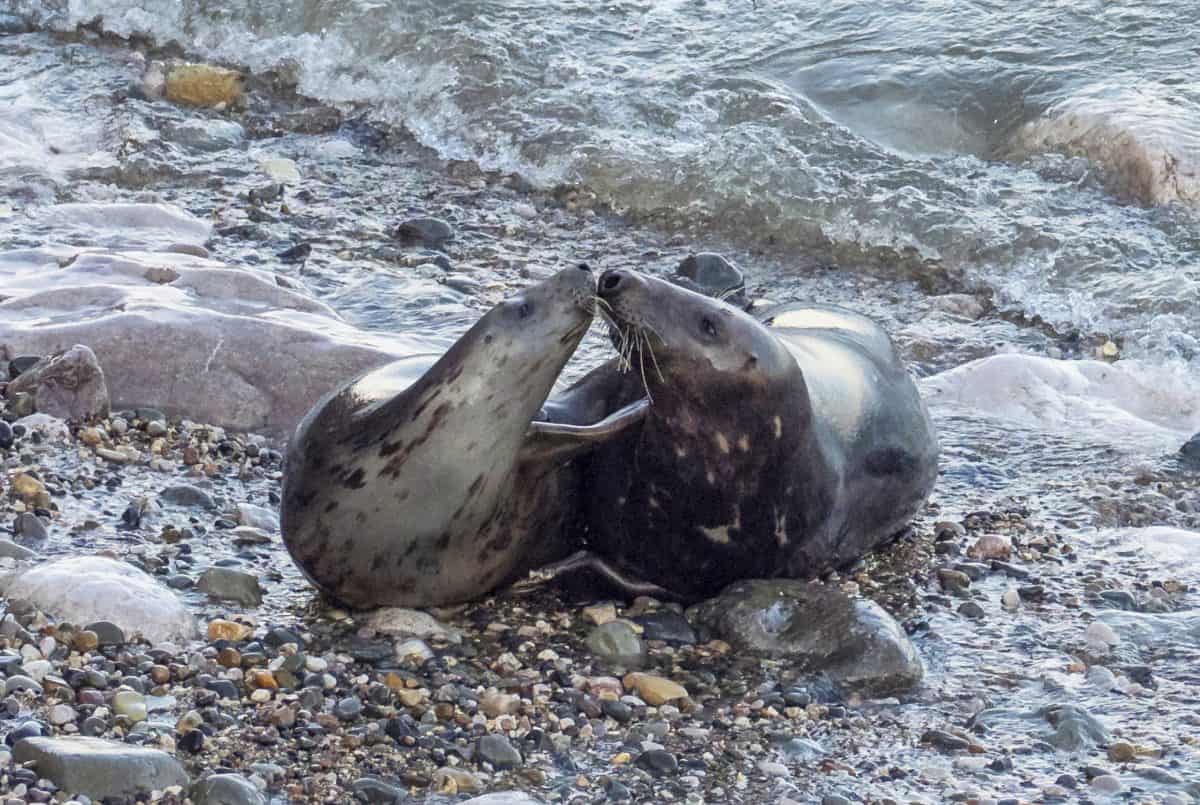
{"left": 280, "top": 264, "right": 648, "bottom": 609}
{"left": 559, "top": 268, "right": 939, "bottom": 600}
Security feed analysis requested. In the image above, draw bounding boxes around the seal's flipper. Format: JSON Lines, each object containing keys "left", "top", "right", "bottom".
{"left": 521, "top": 398, "right": 650, "bottom": 462}
{"left": 509, "top": 549, "right": 688, "bottom": 602}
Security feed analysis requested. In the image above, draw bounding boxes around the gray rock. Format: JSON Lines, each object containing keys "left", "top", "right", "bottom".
{"left": 393, "top": 216, "right": 453, "bottom": 250}
{"left": 84, "top": 621, "right": 126, "bottom": 646}
{"left": 970, "top": 704, "right": 1111, "bottom": 752}
{"left": 6, "top": 344, "right": 110, "bottom": 422}
{"left": 1044, "top": 704, "right": 1111, "bottom": 751}
{"left": 334, "top": 696, "right": 363, "bottom": 721}
{"left": 675, "top": 252, "right": 744, "bottom": 299}
{"left": 12, "top": 736, "right": 188, "bottom": 798}
{"left": 460, "top": 795, "right": 545, "bottom": 805}
{"left": 160, "top": 485, "right": 216, "bottom": 509}
{"left": 585, "top": 621, "right": 646, "bottom": 666}
{"left": 688, "top": 579, "right": 923, "bottom": 696}
{"left": 1181, "top": 432, "right": 1200, "bottom": 463}
{"left": 0, "top": 538, "right": 36, "bottom": 560}
{"left": 631, "top": 610, "right": 697, "bottom": 644}
{"left": 636, "top": 748, "right": 678, "bottom": 776}
{"left": 477, "top": 734, "right": 523, "bottom": 770}
{"left": 350, "top": 776, "right": 404, "bottom": 803}
{"left": 13, "top": 513, "right": 48, "bottom": 542}
{"left": 5, "top": 675, "right": 43, "bottom": 695}
{"left": 197, "top": 567, "right": 264, "bottom": 606}
{"left": 190, "top": 773, "right": 266, "bottom": 805}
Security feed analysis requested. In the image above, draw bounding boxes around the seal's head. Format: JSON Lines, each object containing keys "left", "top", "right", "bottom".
{"left": 459, "top": 261, "right": 597, "bottom": 390}
{"left": 596, "top": 268, "right": 797, "bottom": 402}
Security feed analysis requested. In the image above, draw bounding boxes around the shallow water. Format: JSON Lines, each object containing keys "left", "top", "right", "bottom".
{"left": 1, "top": 13, "right": 1200, "bottom": 804}
{"left": 12, "top": 0, "right": 1200, "bottom": 369}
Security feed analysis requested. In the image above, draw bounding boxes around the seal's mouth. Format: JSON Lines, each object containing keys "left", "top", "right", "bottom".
{"left": 559, "top": 317, "right": 591, "bottom": 345}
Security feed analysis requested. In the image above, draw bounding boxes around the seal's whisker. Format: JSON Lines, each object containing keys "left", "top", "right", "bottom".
{"left": 642, "top": 328, "right": 666, "bottom": 384}
{"left": 625, "top": 329, "right": 637, "bottom": 371}
{"left": 636, "top": 329, "right": 654, "bottom": 404}
{"left": 593, "top": 295, "right": 615, "bottom": 314}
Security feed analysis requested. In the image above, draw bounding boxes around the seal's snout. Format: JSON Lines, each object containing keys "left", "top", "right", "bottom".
{"left": 598, "top": 268, "right": 633, "bottom": 296}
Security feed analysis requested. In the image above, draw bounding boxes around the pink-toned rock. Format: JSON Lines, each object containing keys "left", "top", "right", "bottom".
{"left": 967, "top": 534, "right": 1012, "bottom": 561}
{"left": 0, "top": 244, "right": 440, "bottom": 433}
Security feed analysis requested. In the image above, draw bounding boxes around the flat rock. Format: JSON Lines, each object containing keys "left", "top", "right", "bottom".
{"left": 460, "top": 795, "right": 545, "bottom": 805}
{"left": 160, "top": 484, "right": 217, "bottom": 509}
{"left": 198, "top": 567, "right": 264, "bottom": 606}
{"left": 13, "top": 736, "right": 188, "bottom": 798}
{"left": 0, "top": 538, "right": 36, "bottom": 560}
{"left": 361, "top": 607, "right": 462, "bottom": 644}
{"left": 6, "top": 344, "right": 109, "bottom": 421}
{"left": 0, "top": 245, "right": 439, "bottom": 433}
{"left": 689, "top": 579, "right": 923, "bottom": 696}
{"left": 0, "top": 556, "right": 196, "bottom": 643}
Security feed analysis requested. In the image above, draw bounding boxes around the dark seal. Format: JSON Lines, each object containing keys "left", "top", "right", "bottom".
{"left": 280, "top": 264, "right": 646, "bottom": 608}
{"left": 565, "top": 268, "right": 939, "bottom": 600}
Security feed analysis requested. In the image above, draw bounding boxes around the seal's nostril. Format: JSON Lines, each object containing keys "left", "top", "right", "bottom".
{"left": 577, "top": 262, "right": 592, "bottom": 272}
{"left": 601, "top": 272, "right": 622, "bottom": 291}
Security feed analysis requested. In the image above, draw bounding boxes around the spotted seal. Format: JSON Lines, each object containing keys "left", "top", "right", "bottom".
{"left": 280, "top": 264, "right": 648, "bottom": 608}
{"left": 550, "top": 268, "right": 939, "bottom": 600}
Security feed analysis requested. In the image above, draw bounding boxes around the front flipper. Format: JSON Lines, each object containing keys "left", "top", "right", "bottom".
{"left": 520, "top": 398, "right": 650, "bottom": 463}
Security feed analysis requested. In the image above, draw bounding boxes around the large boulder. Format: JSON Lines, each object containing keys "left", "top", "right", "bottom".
{"left": 0, "top": 556, "right": 197, "bottom": 644}
{"left": 6, "top": 344, "right": 110, "bottom": 421}
{"left": 689, "top": 579, "right": 924, "bottom": 696}
{"left": 13, "top": 736, "right": 188, "bottom": 799}
{"left": 0, "top": 244, "right": 438, "bottom": 433}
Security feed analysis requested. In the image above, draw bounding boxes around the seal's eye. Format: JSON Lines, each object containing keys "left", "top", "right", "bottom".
{"left": 700, "top": 316, "right": 719, "bottom": 339}
{"left": 518, "top": 302, "right": 533, "bottom": 319}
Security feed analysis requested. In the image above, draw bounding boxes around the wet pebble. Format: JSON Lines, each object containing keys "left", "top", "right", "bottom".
{"left": 586, "top": 621, "right": 645, "bottom": 665}
{"left": 632, "top": 610, "right": 697, "bottom": 643}
{"left": 477, "top": 734, "right": 522, "bottom": 769}
{"left": 334, "top": 696, "right": 363, "bottom": 721}
{"left": 635, "top": 748, "right": 678, "bottom": 776}
{"left": 394, "top": 216, "right": 453, "bottom": 250}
